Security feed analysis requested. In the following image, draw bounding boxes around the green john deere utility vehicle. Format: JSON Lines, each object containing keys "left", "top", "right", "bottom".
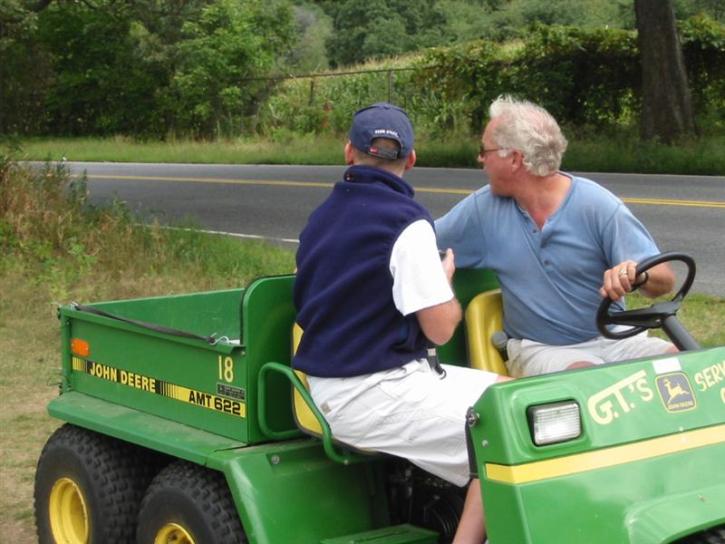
{"left": 34, "top": 252, "right": 725, "bottom": 543}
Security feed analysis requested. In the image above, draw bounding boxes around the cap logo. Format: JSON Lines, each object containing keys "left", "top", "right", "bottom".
{"left": 373, "top": 128, "right": 400, "bottom": 138}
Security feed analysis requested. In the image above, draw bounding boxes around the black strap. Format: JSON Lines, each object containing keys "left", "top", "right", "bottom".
{"left": 71, "top": 303, "right": 217, "bottom": 344}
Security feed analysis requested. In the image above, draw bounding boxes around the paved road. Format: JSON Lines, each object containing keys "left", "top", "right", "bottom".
{"left": 66, "top": 162, "right": 725, "bottom": 296}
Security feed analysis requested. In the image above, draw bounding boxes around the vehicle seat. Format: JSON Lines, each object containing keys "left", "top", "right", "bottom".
{"left": 290, "top": 324, "right": 376, "bottom": 463}
{"left": 291, "top": 323, "right": 324, "bottom": 437}
{"left": 464, "top": 289, "right": 510, "bottom": 376}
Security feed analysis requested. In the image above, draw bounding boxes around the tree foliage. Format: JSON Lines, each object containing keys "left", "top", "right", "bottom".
{"left": 1, "top": 0, "right": 295, "bottom": 138}
{"left": 323, "top": 0, "right": 447, "bottom": 67}
{"left": 1, "top": 0, "right": 723, "bottom": 138}
{"left": 162, "top": 0, "right": 293, "bottom": 137}
{"left": 35, "top": 1, "right": 154, "bottom": 135}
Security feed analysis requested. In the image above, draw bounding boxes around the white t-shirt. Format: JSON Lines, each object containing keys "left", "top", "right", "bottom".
{"left": 390, "top": 219, "right": 454, "bottom": 315}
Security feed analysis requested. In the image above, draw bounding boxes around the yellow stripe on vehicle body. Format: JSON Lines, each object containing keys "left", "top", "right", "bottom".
{"left": 485, "top": 423, "right": 725, "bottom": 484}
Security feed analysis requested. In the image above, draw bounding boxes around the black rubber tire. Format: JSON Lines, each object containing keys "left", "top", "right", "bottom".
{"left": 136, "top": 460, "right": 246, "bottom": 544}
{"left": 678, "top": 526, "right": 725, "bottom": 544}
{"left": 34, "top": 423, "right": 163, "bottom": 544}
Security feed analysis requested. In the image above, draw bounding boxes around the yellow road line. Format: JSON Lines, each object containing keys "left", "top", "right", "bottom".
{"left": 80, "top": 173, "right": 333, "bottom": 189}
{"left": 623, "top": 197, "right": 725, "bottom": 209}
{"left": 79, "top": 174, "right": 725, "bottom": 209}
{"left": 485, "top": 423, "right": 725, "bottom": 484}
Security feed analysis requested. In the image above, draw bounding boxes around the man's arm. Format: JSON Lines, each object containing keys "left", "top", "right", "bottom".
{"left": 416, "top": 249, "right": 461, "bottom": 345}
{"left": 600, "top": 261, "right": 675, "bottom": 301}
{"left": 417, "top": 298, "right": 462, "bottom": 345}
{"left": 435, "top": 193, "right": 486, "bottom": 269}
{"left": 638, "top": 262, "right": 675, "bottom": 298}
{"left": 392, "top": 223, "right": 462, "bottom": 344}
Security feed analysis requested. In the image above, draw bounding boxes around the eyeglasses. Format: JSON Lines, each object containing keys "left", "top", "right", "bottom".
{"left": 478, "top": 144, "right": 503, "bottom": 157}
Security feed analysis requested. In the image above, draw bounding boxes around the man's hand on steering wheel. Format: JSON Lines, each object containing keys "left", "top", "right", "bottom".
{"left": 599, "top": 260, "right": 648, "bottom": 301}
{"left": 596, "top": 252, "right": 699, "bottom": 350}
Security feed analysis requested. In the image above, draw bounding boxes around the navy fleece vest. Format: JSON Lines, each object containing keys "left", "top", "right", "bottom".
{"left": 293, "top": 165, "right": 432, "bottom": 377}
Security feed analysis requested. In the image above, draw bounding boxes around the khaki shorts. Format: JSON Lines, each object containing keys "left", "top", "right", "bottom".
{"left": 308, "top": 360, "right": 500, "bottom": 487}
{"left": 506, "top": 332, "right": 673, "bottom": 378}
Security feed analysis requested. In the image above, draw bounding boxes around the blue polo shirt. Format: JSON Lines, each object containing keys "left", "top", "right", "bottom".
{"left": 435, "top": 174, "right": 661, "bottom": 345}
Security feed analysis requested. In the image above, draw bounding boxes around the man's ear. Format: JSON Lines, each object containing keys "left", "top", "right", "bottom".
{"left": 404, "top": 149, "right": 416, "bottom": 171}
{"left": 510, "top": 149, "right": 524, "bottom": 172}
{"left": 344, "top": 141, "right": 355, "bottom": 165}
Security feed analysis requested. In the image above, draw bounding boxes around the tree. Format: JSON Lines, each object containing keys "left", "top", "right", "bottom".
{"left": 0, "top": 0, "right": 53, "bottom": 134}
{"left": 164, "top": 0, "right": 294, "bottom": 137}
{"left": 324, "top": 0, "right": 447, "bottom": 67}
{"left": 35, "top": 1, "right": 157, "bottom": 135}
{"left": 284, "top": 4, "right": 332, "bottom": 73}
{"left": 634, "top": 0, "right": 696, "bottom": 142}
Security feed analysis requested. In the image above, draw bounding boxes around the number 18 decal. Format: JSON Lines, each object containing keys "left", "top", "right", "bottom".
{"left": 218, "top": 356, "right": 234, "bottom": 383}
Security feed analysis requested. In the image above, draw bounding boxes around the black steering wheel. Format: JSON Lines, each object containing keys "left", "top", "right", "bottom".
{"left": 596, "top": 252, "right": 699, "bottom": 351}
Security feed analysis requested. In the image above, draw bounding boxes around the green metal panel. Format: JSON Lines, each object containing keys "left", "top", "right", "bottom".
{"left": 481, "top": 442, "right": 725, "bottom": 543}
{"left": 60, "top": 289, "right": 250, "bottom": 442}
{"left": 468, "top": 346, "right": 725, "bottom": 543}
{"left": 472, "top": 347, "right": 725, "bottom": 464}
{"left": 241, "top": 275, "right": 298, "bottom": 443}
{"left": 209, "top": 441, "right": 391, "bottom": 544}
{"left": 48, "top": 392, "right": 245, "bottom": 464}
{"left": 92, "top": 288, "right": 244, "bottom": 340}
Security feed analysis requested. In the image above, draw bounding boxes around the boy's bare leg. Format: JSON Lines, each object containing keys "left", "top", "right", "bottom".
{"left": 452, "top": 478, "right": 486, "bottom": 544}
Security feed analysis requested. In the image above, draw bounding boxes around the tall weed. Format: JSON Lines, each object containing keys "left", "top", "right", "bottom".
{"left": 0, "top": 153, "right": 294, "bottom": 301}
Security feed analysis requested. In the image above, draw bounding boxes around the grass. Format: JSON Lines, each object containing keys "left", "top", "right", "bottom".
{"left": 0, "top": 157, "right": 722, "bottom": 542}
{"left": 15, "top": 132, "right": 725, "bottom": 175}
{"left": 17, "top": 134, "right": 346, "bottom": 166}
{"left": 629, "top": 293, "right": 725, "bottom": 347}
{"left": 564, "top": 132, "right": 725, "bottom": 176}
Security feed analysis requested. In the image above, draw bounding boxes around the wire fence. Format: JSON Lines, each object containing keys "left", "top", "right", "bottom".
{"left": 243, "top": 66, "right": 432, "bottom": 106}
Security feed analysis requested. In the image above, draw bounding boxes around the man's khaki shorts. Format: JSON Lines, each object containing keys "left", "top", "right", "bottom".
{"left": 506, "top": 332, "right": 673, "bottom": 378}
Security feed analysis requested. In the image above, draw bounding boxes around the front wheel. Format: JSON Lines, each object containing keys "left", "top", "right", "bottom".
{"left": 136, "top": 461, "right": 246, "bottom": 544}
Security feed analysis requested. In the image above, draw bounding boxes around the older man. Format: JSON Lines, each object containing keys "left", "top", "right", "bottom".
{"left": 436, "top": 96, "right": 676, "bottom": 378}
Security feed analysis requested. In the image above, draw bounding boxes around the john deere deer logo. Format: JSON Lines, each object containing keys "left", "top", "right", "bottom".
{"left": 656, "top": 372, "right": 696, "bottom": 412}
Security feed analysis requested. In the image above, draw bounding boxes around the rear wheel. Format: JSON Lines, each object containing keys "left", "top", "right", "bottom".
{"left": 136, "top": 461, "right": 246, "bottom": 544}
{"left": 34, "top": 424, "right": 161, "bottom": 543}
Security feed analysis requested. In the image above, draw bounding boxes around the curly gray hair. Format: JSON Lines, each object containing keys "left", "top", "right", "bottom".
{"left": 489, "top": 95, "right": 568, "bottom": 177}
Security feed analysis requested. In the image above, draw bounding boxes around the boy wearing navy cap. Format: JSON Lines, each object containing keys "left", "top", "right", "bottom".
{"left": 294, "top": 102, "right": 507, "bottom": 543}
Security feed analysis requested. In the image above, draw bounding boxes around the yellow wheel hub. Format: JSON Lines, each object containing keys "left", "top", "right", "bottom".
{"left": 49, "top": 477, "right": 89, "bottom": 544}
{"left": 155, "top": 522, "right": 196, "bottom": 544}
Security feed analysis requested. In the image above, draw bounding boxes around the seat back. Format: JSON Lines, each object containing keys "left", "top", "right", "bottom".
{"left": 464, "top": 289, "right": 509, "bottom": 376}
{"left": 291, "top": 323, "right": 324, "bottom": 437}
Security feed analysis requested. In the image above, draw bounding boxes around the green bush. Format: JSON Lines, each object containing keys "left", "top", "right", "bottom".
{"left": 680, "top": 14, "right": 725, "bottom": 128}
{"left": 261, "top": 16, "right": 724, "bottom": 138}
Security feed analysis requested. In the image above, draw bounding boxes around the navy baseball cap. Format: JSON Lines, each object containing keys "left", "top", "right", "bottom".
{"left": 349, "top": 102, "right": 414, "bottom": 160}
